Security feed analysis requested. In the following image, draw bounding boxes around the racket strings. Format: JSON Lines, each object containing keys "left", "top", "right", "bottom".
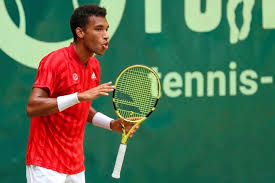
{"left": 114, "top": 67, "right": 159, "bottom": 119}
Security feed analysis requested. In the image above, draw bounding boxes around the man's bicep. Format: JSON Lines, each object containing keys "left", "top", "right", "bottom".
{"left": 26, "top": 87, "right": 58, "bottom": 117}
{"left": 30, "top": 87, "right": 50, "bottom": 98}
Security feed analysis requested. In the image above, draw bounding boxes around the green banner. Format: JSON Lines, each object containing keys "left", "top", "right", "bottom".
{"left": 1, "top": 0, "right": 275, "bottom": 182}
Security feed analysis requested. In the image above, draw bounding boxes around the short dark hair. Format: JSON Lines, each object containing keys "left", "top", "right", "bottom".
{"left": 70, "top": 4, "right": 107, "bottom": 41}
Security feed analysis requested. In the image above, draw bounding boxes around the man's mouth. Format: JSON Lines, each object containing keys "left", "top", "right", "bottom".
{"left": 102, "top": 42, "right": 109, "bottom": 50}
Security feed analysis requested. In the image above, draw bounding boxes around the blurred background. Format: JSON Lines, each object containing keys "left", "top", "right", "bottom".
{"left": 1, "top": 0, "right": 275, "bottom": 182}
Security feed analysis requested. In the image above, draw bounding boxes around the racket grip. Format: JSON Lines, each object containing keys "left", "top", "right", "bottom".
{"left": 112, "top": 144, "right": 127, "bottom": 179}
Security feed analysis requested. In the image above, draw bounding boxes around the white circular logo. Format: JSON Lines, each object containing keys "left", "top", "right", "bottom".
{"left": 73, "top": 73, "right": 78, "bottom": 81}
{"left": 0, "top": 0, "right": 126, "bottom": 69}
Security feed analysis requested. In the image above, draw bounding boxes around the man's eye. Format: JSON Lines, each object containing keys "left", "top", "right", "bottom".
{"left": 95, "top": 28, "right": 103, "bottom": 31}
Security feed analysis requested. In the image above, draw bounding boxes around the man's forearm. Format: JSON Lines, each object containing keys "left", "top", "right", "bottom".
{"left": 87, "top": 107, "right": 97, "bottom": 122}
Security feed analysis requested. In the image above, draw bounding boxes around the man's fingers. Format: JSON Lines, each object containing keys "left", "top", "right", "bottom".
{"left": 97, "top": 85, "right": 114, "bottom": 91}
{"left": 99, "top": 92, "right": 109, "bottom": 96}
{"left": 129, "top": 128, "right": 137, "bottom": 138}
{"left": 125, "top": 117, "right": 143, "bottom": 121}
{"left": 113, "top": 118, "right": 140, "bottom": 138}
{"left": 99, "top": 88, "right": 114, "bottom": 93}
{"left": 124, "top": 123, "right": 139, "bottom": 133}
{"left": 100, "top": 86, "right": 114, "bottom": 92}
{"left": 100, "top": 81, "right": 113, "bottom": 87}
{"left": 96, "top": 86, "right": 114, "bottom": 97}
{"left": 96, "top": 82, "right": 114, "bottom": 91}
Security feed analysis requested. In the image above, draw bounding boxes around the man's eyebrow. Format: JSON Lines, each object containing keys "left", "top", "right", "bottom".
{"left": 95, "top": 24, "right": 109, "bottom": 27}
{"left": 94, "top": 24, "right": 109, "bottom": 29}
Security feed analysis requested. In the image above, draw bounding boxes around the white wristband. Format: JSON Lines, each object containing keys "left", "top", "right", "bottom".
{"left": 57, "top": 92, "right": 80, "bottom": 112}
{"left": 92, "top": 112, "right": 113, "bottom": 130}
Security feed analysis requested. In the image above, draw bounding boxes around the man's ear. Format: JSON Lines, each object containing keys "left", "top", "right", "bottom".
{"left": 75, "top": 27, "right": 85, "bottom": 39}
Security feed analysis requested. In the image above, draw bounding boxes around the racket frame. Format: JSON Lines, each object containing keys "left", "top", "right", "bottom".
{"left": 112, "top": 64, "right": 161, "bottom": 144}
{"left": 111, "top": 65, "right": 161, "bottom": 178}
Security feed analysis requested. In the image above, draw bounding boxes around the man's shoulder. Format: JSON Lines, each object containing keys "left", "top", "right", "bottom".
{"left": 39, "top": 46, "right": 69, "bottom": 67}
{"left": 44, "top": 46, "right": 69, "bottom": 61}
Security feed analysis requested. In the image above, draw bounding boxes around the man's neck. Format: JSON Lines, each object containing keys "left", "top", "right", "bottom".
{"left": 73, "top": 41, "right": 94, "bottom": 65}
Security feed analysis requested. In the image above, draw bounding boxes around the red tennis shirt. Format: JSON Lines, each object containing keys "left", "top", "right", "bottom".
{"left": 26, "top": 43, "right": 101, "bottom": 174}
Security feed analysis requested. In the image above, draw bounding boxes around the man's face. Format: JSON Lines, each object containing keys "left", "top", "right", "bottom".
{"left": 82, "top": 16, "right": 109, "bottom": 55}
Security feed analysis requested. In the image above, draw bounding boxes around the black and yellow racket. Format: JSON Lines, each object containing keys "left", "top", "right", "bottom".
{"left": 111, "top": 65, "right": 161, "bottom": 179}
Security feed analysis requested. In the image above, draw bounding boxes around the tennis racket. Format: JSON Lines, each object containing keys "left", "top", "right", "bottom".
{"left": 111, "top": 65, "right": 161, "bottom": 179}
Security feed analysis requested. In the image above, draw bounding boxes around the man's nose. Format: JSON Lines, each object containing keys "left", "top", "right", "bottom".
{"left": 103, "top": 31, "right": 109, "bottom": 40}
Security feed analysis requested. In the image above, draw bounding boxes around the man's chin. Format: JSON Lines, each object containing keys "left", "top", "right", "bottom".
{"left": 95, "top": 51, "right": 106, "bottom": 56}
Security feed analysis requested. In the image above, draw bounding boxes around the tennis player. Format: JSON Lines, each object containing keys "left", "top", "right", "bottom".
{"left": 25, "top": 4, "right": 138, "bottom": 183}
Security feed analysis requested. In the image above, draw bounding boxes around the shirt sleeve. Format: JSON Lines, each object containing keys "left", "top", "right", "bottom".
{"left": 33, "top": 54, "right": 58, "bottom": 96}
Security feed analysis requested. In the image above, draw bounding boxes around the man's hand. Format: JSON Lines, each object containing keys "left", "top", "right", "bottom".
{"left": 77, "top": 82, "right": 114, "bottom": 101}
{"left": 110, "top": 118, "right": 140, "bottom": 138}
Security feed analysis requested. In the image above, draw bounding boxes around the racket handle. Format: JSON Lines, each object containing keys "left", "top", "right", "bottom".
{"left": 112, "top": 143, "right": 127, "bottom": 179}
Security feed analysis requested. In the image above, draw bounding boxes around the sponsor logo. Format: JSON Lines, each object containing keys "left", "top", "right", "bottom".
{"left": 91, "top": 72, "right": 97, "bottom": 79}
{"left": 73, "top": 73, "right": 78, "bottom": 81}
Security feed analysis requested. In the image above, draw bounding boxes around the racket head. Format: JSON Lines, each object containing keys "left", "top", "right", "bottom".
{"left": 112, "top": 65, "right": 161, "bottom": 123}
